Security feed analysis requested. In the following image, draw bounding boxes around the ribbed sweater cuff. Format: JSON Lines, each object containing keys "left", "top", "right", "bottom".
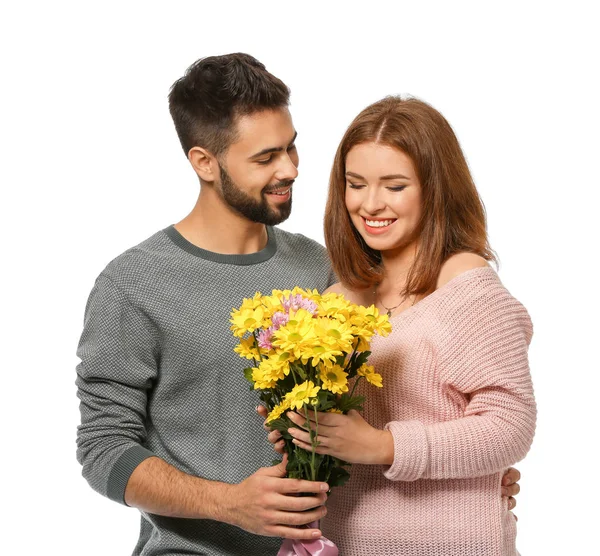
{"left": 383, "top": 420, "right": 429, "bottom": 481}
{"left": 106, "top": 445, "right": 156, "bottom": 505}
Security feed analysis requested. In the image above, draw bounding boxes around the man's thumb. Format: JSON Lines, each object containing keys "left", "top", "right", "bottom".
{"left": 263, "top": 453, "right": 288, "bottom": 477}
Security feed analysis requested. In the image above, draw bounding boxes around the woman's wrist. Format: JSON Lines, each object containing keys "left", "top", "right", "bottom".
{"left": 374, "top": 429, "right": 394, "bottom": 465}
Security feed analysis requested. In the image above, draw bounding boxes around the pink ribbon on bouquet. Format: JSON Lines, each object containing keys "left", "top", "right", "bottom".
{"left": 277, "top": 522, "right": 338, "bottom": 556}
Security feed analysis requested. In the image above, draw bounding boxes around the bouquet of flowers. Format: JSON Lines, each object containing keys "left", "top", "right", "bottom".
{"left": 230, "top": 287, "right": 391, "bottom": 488}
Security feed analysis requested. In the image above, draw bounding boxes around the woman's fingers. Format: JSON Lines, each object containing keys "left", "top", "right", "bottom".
{"left": 288, "top": 427, "right": 314, "bottom": 445}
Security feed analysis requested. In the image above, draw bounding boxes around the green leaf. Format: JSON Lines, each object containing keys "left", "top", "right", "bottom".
{"left": 292, "top": 363, "right": 307, "bottom": 380}
{"left": 258, "top": 391, "right": 274, "bottom": 409}
{"left": 347, "top": 351, "right": 371, "bottom": 378}
{"left": 243, "top": 367, "right": 255, "bottom": 384}
{"left": 295, "top": 446, "right": 311, "bottom": 465}
{"left": 334, "top": 354, "right": 347, "bottom": 367}
{"left": 328, "top": 466, "right": 351, "bottom": 487}
{"left": 267, "top": 418, "right": 293, "bottom": 439}
{"left": 336, "top": 393, "right": 365, "bottom": 413}
{"left": 315, "top": 390, "right": 335, "bottom": 411}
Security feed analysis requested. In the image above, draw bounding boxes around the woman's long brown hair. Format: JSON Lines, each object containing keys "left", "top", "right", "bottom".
{"left": 324, "top": 96, "right": 496, "bottom": 295}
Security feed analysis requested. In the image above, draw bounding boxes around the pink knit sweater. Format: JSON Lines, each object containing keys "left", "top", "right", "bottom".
{"left": 322, "top": 267, "right": 535, "bottom": 556}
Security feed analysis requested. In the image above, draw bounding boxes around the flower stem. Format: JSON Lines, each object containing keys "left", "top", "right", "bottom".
{"left": 349, "top": 375, "right": 363, "bottom": 399}
{"left": 304, "top": 406, "right": 317, "bottom": 481}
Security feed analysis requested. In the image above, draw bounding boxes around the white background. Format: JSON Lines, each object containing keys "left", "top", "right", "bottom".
{"left": 2, "top": 1, "right": 598, "bottom": 554}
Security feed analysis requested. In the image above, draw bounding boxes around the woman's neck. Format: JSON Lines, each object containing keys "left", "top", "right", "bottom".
{"left": 378, "top": 241, "right": 418, "bottom": 294}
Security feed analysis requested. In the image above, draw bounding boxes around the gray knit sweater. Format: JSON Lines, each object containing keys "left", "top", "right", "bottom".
{"left": 76, "top": 225, "right": 335, "bottom": 556}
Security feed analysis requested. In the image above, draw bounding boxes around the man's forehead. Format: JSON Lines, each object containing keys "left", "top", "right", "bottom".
{"left": 231, "top": 108, "right": 295, "bottom": 150}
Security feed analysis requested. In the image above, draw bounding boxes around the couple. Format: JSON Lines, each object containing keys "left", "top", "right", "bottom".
{"left": 76, "top": 53, "right": 534, "bottom": 556}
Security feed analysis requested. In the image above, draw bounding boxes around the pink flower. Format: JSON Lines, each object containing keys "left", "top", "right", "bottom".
{"left": 257, "top": 327, "right": 274, "bottom": 350}
{"left": 271, "top": 311, "right": 290, "bottom": 330}
{"left": 282, "top": 294, "right": 318, "bottom": 314}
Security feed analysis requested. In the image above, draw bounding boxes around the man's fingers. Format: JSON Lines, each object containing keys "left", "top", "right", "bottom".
{"left": 268, "top": 524, "right": 323, "bottom": 540}
{"left": 503, "top": 467, "right": 521, "bottom": 485}
{"left": 275, "top": 440, "right": 285, "bottom": 454}
{"left": 275, "top": 492, "right": 328, "bottom": 512}
{"left": 273, "top": 505, "right": 328, "bottom": 527}
{"left": 278, "top": 478, "right": 329, "bottom": 495}
{"left": 258, "top": 454, "right": 289, "bottom": 477}
{"left": 502, "top": 483, "right": 520, "bottom": 497}
{"left": 257, "top": 405, "right": 268, "bottom": 419}
{"left": 268, "top": 430, "right": 282, "bottom": 444}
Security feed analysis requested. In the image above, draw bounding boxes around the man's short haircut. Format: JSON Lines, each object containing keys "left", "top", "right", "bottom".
{"left": 168, "top": 53, "right": 290, "bottom": 157}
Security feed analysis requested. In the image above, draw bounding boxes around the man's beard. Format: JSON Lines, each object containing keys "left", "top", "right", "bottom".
{"left": 218, "top": 163, "right": 293, "bottom": 226}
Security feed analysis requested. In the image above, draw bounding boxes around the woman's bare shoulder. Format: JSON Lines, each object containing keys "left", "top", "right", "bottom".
{"left": 323, "top": 282, "right": 371, "bottom": 306}
{"left": 436, "top": 253, "right": 490, "bottom": 289}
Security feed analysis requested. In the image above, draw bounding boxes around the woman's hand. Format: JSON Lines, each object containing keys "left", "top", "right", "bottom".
{"left": 286, "top": 409, "right": 394, "bottom": 465}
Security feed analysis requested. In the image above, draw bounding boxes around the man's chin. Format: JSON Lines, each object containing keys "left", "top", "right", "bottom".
{"left": 268, "top": 201, "right": 292, "bottom": 225}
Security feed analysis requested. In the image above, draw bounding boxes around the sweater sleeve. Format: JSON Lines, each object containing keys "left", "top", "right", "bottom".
{"left": 383, "top": 272, "right": 536, "bottom": 481}
{"left": 76, "top": 274, "right": 158, "bottom": 503}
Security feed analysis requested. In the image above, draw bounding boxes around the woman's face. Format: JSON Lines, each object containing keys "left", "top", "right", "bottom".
{"left": 344, "top": 142, "right": 422, "bottom": 254}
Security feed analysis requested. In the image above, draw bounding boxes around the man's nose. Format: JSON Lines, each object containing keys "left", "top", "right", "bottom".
{"left": 275, "top": 152, "right": 299, "bottom": 182}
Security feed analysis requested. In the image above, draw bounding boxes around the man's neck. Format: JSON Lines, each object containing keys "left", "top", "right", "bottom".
{"left": 174, "top": 189, "right": 269, "bottom": 255}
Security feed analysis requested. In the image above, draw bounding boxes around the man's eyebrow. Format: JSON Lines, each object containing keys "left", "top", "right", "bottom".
{"left": 249, "top": 131, "right": 298, "bottom": 159}
{"left": 345, "top": 171, "right": 410, "bottom": 180}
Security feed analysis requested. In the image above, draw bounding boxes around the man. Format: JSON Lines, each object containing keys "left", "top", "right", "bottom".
{"left": 76, "top": 53, "right": 521, "bottom": 556}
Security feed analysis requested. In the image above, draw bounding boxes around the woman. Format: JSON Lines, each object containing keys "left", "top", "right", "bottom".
{"left": 278, "top": 96, "right": 535, "bottom": 555}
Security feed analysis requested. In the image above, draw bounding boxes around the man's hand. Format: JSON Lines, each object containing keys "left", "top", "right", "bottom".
{"left": 502, "top": 467, "right": 521, "bottom": 517}
{"left": 223, "top": 455, "right": 329, "bottom": 539}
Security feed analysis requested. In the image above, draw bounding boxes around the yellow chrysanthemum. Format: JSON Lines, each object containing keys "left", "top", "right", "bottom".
{"left": 266, "top": 399, "right": 291, "bottom": 424}
{"left": 284, "top": 380, "right": 321, "bottom": 411}
{"left": 258, "top": 357, "right": 288, "bottom": 383}
{"left": 292, "top": 287, "right": 321, "bottom": 303}
{"left": 238, "top": 291, "right": 264, "bottom": 311}
{"left": 319, "top": 364, "right": 349, "bottom": 394}
{"left": 260, "top": 293, "right": 285, "bottom": 318}
{"left": 233, "top": 336, "right": 260, "bottom": 360}
{"left": 230, "top": 306, "right": 267, "bottom": 338}
{"left": 357, "top": 364, "right": 383, "bottom": 387}
{"left": 300, "top": 344, "right": 343, "bottom": 367}
{"left": 314, "top": 317, "right": 355, "bottom": 351}
{"left": 317, "top": 293, "right": 352, "bottom": 322}
{"left": 272, "top": 309, "right": 317, "bottom": 358}
{"left": 251, "top": 366, "right": 278, "bottom": 390}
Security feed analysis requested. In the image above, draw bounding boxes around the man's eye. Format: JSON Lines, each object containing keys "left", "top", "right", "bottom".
{"left": 256, "top": 157, "right": 273, "bottom": 165}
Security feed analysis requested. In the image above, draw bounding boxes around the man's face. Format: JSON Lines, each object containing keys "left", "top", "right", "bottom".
{"left": 217, "top": 108, "right": 299, "bottom": 226}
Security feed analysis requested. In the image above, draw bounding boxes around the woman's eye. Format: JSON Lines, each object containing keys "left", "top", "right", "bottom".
{"left": 347, "top": 182, "right": 365, "bottom": 189}
{"left": 388, "top": 185, "right": 407, "bottom": 192}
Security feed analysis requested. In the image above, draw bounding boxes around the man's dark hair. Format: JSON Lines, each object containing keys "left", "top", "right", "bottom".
{"left": 168, "top": 53, "right": 290, "bottom": 157}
